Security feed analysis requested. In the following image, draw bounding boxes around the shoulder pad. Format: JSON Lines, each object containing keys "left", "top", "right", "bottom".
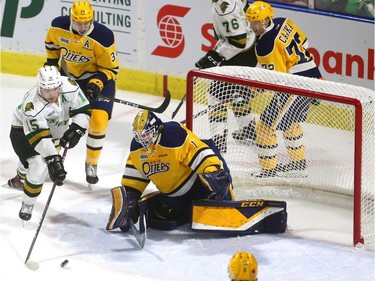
{"left": 61, "top": 76, "right": 79, "bottom": 93}
{"left": 213, "top": 0, "right": 236, "bottom": 16}
{"left": 159, "top": 122, "right": 188, "bottom": 148}
{"left": 89, "top": 23, "right": 115, "bottom": 48}
{"left": 51, "top": 16, "right": 70, "bottom": 31}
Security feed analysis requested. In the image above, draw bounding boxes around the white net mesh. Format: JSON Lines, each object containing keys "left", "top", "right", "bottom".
{"left": 186, "top": 66, "right": 374, "bottom": 245}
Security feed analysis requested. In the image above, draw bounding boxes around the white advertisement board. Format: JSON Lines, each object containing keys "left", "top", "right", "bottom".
{"left": 1, "top": 0, "right": 374, "bottom": 89}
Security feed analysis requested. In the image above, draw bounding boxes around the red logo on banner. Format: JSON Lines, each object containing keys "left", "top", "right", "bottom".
{"left": 151, "top": 5, "right": 190, "bottom": 58}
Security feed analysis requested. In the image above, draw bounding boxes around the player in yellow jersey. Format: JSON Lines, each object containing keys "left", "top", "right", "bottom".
{"left": 106, "top": 110, "right": 234, "bottom": 232}
{"left": 44, "top": 1, "right": 119, "bottom": 187}
{"left": 245, "top": 1, "right": 323, "bottom": 178}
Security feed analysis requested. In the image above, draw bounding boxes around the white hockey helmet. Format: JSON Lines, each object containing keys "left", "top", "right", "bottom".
{"left": 37, "top": 66, "right": 62, "bottom": 90}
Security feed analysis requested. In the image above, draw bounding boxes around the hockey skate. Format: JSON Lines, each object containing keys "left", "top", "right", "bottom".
{"left": 6, "top": 175, "right": 24, "bottom": 191}
{"left": 85, "top": 163, "right": 99, "bottom": 187}
{"left": 232, "top": 120, "right": 256, "bottom": 143}
{"left": 212, "top": 129, "right": 228, "bottom": 154}
{"left": 19, "top": 202, "right": 34, "bottom": 221}
{"left": 276, "top": 159, "right": 308, "bottom": 178}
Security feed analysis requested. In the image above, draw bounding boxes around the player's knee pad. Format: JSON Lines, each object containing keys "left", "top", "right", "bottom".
{"left": 26, "top": 155, "right": 48, "bottom": 184}
{"left": 140, "top": 191, "right": 190, "bottom": 230}
{"left": 208, "top": 104, "right": 228, "bottom": 123}
{"left": 89, "top": 109, "right": 109, "bottom": 132}
{"left": 256, "top": 121, "right": 277, "bottom": 145}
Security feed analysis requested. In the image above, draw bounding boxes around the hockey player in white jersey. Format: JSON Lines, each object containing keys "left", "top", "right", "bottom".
{"left": 8, "top": 66, "right": 91, "bottom": 221}
{"left": 195, "top": 0, "right": 258, "bottom": 152}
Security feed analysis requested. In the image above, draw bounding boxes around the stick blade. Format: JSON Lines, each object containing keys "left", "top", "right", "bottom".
{"left": 130, "top": 214, "right": 147, "bottom": 248}
{"left": 25, "top": 260, "right": 39, "bottom": 271}
{"left": 153, "top": 90, "right": 171, "bottom": 113}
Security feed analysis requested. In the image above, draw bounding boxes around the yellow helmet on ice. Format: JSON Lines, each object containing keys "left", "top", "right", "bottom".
{"left": 71, "top": 1, "right": 94, "bottom": 23}
{"left": 228, "top": 252, "right": 258, "bottom": 281}
{"left": 246, "top": 1, "right": 273, "bottom": 23}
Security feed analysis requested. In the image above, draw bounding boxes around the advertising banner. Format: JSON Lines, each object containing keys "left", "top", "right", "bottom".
{"left": 1, "top": 0, "right": 374, "bottom": 89}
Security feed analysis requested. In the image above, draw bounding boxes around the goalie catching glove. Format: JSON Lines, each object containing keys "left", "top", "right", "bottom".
{"left": 45, "top": 154, "right": 67, "bottom": 186}
{"left": 195, "top": 50, "right": 226, "bottom": 69}
{"left": 106, "top": 186, "right": 141, "bottom": 232}
{"left": 60, "top": 123, "right": 86, "bottom": 148}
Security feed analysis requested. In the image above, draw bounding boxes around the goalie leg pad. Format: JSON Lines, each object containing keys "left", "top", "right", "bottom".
{"left": 191, "top": 199, "right": 287, "bottom": 234}
{"left": 106, "top": 186, "right": 127, "bottom": 230}
{"left": 140, "top": 191, "right": 190, "bottom": 230}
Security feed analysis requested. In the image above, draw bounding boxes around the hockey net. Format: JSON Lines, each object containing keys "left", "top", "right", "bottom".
{"left": 185, "top": 66, "right": 374, "bottom": 246}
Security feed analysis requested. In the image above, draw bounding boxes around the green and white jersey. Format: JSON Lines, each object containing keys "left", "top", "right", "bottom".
{"left": 211, "top": 0, "right": 256, "bottom": 60}
{"left": 11, "top": 76, "right": 91, "bottom": 158}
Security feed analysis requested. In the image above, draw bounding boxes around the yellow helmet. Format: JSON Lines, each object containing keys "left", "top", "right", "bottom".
{"left": 132, "top": 110, "right": 163, "bottom": 149}
{"left": 228, "top": 252, "right": 258, "bottom": 281}
{"left": 71, "top": 1, "right": 94, "bottom": 23}
{"left": 246, "top": 1, "right": 273, "bottom": 23}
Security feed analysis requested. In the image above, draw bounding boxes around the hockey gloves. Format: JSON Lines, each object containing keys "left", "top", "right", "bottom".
{"left": 106, "top": 186, "right": 141, "bottom": 232}
{"left": 86, "top": 79, "right": 102, "bottom": 102}
{"left": 201, "top": 168, "right": 231, "bottom": 200}
{"left": 60, "top": 123, "right": 86, "bottom": 149}
{"left": 45, "top": 155, "right": 67, "bottom": 186}
{"left": 195, "top": 50, "right": 226, "bottom": 69}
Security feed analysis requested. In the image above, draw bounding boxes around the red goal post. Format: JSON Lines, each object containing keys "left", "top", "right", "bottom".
{"left": 185, "top": 66, "right": 374, "bottom": 246}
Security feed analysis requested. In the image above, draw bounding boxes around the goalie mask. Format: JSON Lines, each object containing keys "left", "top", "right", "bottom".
{"left": 70, "top": 1, "right": 94, "bottom": 35}
{"left": 228, "top": 252, "right": 258, "bottom": 281}
{"left": 133, "top": 110, "right": 163, "bottom": 149}
{"left": 37, "top": 66, "right": 62, "bottom": 103}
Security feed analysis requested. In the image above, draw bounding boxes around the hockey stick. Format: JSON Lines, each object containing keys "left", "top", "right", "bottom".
{"left": 171, "top": 93, "right": 186, "bottom": 119}
{"left": 180, "top": 100, "right": 228, "bottom": 124}
{"left": 99, "top": 90, "right": 171, "bottom": 113}
{"left": 129, "top": 212, "right": 147, "bottom": 248}
{"left": 25, "top": 147, "right": 69, "bottom": 268}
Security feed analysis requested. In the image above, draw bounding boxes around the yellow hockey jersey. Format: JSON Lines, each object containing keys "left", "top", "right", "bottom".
{"left": 255, "top": 17, "right": 317, "bottom": 75}
{"left": 121, "top": 122, "right": 225, "bottom": 196}
{"left": 45, "top": 16, "right": 119, "bottom": 82}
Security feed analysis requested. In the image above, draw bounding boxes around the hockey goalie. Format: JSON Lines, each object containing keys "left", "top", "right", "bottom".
{"left": 106, "top": 110, "right": 287, "bottom": 236}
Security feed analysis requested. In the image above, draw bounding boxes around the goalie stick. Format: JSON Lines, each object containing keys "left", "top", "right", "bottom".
{"left": 25, "top": 147, "right": 69, "bottom": 267}
{"left": 99, "top": 90, "right": 171, "bottom": 113}
{"left": 130, "top": 212, "right": 147, "bottom": 248}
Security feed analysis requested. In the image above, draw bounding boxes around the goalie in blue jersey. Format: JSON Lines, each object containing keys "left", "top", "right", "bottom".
{"left": 106, "top": 110, "right": 287, "bottom": 235}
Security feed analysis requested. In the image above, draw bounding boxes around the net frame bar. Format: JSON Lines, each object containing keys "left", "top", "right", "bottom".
{"left": 186, "top": 69, "right": 364, "bottom": 245}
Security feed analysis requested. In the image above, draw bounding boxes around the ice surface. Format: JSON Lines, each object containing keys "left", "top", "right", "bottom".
{"left": 1, "top": 73, "right": 374, "bottom": 281}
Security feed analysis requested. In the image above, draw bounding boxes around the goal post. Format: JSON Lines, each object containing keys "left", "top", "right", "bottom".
{"left": 185, "top": 66, "right": 374, "bottom": 246}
